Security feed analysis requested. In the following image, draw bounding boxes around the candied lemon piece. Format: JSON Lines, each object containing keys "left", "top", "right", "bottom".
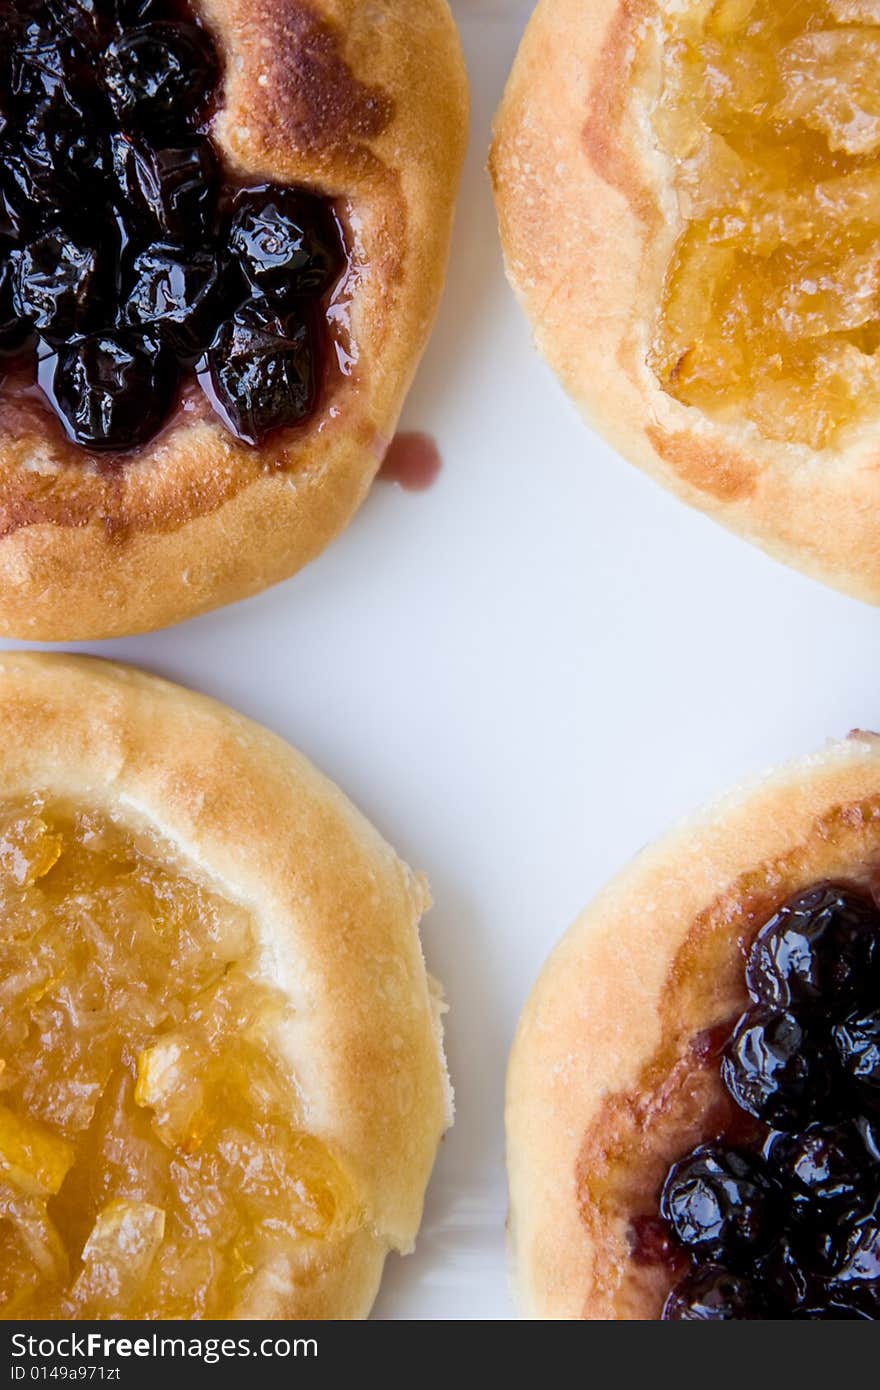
{"left": 828, "top": 0, "right": 880, "bottom": 20}
{"left": 777, "top": 31, "right": 880, "bottom": 156}
{"left": 0, "top": 815, "right": 62, "bottom": 888}
{"left": 649, "top": 0, "right": 880, "bottom": 447}
{"left": 135, "top": 1038, "right": 183, "bottom": 1110}
{"left": 2, "top": 1194, "right": 70, "bottom": 1284}
{"left": 0, "top": 1105, "right": 74, "bottom": 1197}
{"left": 72, "top": 1200, "right": 166, "bottom": 1310}
{"left": 134, "top": 1035, "right": 207, "bottom": 1150}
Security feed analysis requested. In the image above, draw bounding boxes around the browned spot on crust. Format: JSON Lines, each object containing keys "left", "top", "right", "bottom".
{"left": 0, "top": 478, "right": 101, "bottom": 541}
{"left": 0, "top": 449, "right": 249, "bottom": 543}
{"left": 574, "top": 795, "right": 880, "bottom": 1320}
{"left": 582, "top": 0, "right": 656, "bottom": 226}
{"left": 646, "top": 424, "right": 758, "bottom": 503}
{"left": 248, "top": 0, "right": 394, "bottom": 154}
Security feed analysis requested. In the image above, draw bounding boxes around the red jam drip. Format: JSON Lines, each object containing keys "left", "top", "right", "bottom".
{"left": 378, "top": 432, "right": 442, "bottom": 492}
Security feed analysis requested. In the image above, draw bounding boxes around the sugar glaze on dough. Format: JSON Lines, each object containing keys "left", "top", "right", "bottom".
{"left": 491, "top": 0, "right": 880, "bottom": 604}
{"left": 507, "top": 736, "right": 880, "bottom": 1318}
{"left": 0, "top": 1, "right": 467, "bottom": 638}
{"left": 0, "top": 652, "right": 451, "bottom": 1319}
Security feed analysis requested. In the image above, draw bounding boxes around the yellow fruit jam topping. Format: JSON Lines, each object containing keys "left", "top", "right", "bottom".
{"left": 648, "top": 0, "right": 880, "bottom": 449}
{"left": 0, "top": 797, "right": 357, "bottom": 1319}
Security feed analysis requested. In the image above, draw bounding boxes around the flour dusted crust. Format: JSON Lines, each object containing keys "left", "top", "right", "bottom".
{"left": 0, "top": 0, "right": 467, "bottom": 639}
{"left": 0, "top": 652, "right": 451, "bottom": 1319}
{"left": 491, "top": 0, "right": 880, "bottom": 604}
{"left": 507, "top": 736, "right": 880, "bottom": 1318}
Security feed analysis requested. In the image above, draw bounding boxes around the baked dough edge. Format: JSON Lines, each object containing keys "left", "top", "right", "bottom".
{"left": 0, "top": 651, "right": 452, "bottom": 1319}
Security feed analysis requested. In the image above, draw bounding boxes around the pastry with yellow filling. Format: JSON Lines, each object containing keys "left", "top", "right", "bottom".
{"left": 492, "top": 0, "right": 880, "bottom": 601}
{"left": 0, "top": 654, "right": 449, "bottom": 1320}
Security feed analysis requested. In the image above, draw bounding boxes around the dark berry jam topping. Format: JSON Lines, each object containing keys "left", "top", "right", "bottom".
{"left": 663, "top": 1266, "right": 766, "bottom": 1321}
{"left": 0, "top": 0, "right": 345, "bottom": 456}
{"left": 657, "top": 882, "right": 880, "bottom": 1319}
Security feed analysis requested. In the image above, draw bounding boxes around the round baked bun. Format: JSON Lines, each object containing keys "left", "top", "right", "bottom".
{"left": 0, "top": 653, "right": 449, "bottom": 1320}
{"left": 491, "top": 0, "right": 880, "bottom": 603}
{"left": 507, "top": 734, "right": 880, "bottom": 1318}
{"left": 0, "top": 2, "right": 467, "bottom": 639}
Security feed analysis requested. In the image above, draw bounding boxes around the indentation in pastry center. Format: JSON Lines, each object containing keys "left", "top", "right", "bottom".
{"left": 0, "top": 796, "right": 357, "bottom": 1320}
{"left": 648, "top": 0, "right": 880, "bottom": 450}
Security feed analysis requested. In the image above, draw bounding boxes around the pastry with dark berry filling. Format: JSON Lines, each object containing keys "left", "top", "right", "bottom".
{"left": 507, "top": 734, "right": 880, "bottom": 1318}
{"left": 0, "top": 1, "right": 467, "bottom": 638}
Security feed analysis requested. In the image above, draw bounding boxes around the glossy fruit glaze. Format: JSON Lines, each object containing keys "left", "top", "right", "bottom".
{"left": 0, "top": 0, "right": 345, "bottom": 457}
{"left": 648, "top": 0, "right": 880, "bottom": 450}
{"left": 658, "top": 882, "right": 880, "bottom": 1319}
{"left": 0, "top": 796, "right": 357, "bottom": 1319}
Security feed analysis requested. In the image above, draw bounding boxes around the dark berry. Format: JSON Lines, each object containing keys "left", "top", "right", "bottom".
{"left": 106, "top": 0, "right": 168, "bottom": 28}
{"left": 34, "top": 0, "right": 119, "bottom": 53}
{"left": 197, "top": 299, "right": 315, "bottom": 446}
{"left": 662, "top": 1267, "right": 765, "bottom": 1320}
{"left": 0, "top": 11, "right": 19, "bottom": 110}
{"left": 11, "top": 16, "right": 74, "bottom": 108}
{"left": 123, "top": 242, "right": 222, "bottom": 356}
{"left": 834, "top": 1010, "right": 880, "bottom": 1108}
{"left": 856, "top": 1114, "right": 880, "bottom": 1163}
{"left": 38, "top": 330, "right": 177, "bottom": 451}
{"left": 42, "top": 0, "right": 105, "bottom": 42}
{"left": 788, "top": 1188, "right": 861, "bottom": 1281}
{"left": 764, "top": 1123, "right": 867, "bottom": 1205}
{"left": 746, "top": 884, "right": 880, "bottom": 1012}
{"left": 827, "top": 1197, "right": 880, "bottom": 1309}
{"left": 2, "top": 151, "right": 53, "bottom": 232}
{"left": 102, "top": 22, "right": 217, "bottom": 135}
{"left": 659, "top": 1144, "right": 778, "bottom": 1262}
{"left": 0, "top": 174, "right": 27, "bottom": 242}
{"left": 722, "top": 1007, "right": 834, "bottom": 1130}
{"left": 12, "top": 227, "right": 101, "bottom": 341}
{"left": 0, "top": 243, "right": 29, "bottom": 355}
{"left": 228, "top": 187, "right": 342, "bottom": 297}
{"left": 107, "top": 204, "right": 138, "bottom": 287}
{"left": 111, "top": 134, "right": 218, "bottom": 240}
{"left": 20, "top": 92, "right": 109, "bottom": 204}
{"left": 753, "top": 1236, "right": 814, "bottom": 1312}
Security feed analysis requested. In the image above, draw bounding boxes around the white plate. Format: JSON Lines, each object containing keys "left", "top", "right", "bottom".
{"left": 5, "top": 0, "right": 880, "bottom": 1320}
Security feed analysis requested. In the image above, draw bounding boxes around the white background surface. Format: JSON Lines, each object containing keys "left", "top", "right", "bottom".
{"left": 5, "top": 0, "right": 880, "bottom": 1319}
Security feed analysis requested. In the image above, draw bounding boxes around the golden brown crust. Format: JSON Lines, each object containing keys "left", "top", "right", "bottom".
{"left": 0, "top": 652, "right": 451, "bottom": 1319}
{"left": 0, "top": 1, "right": 467, "bottom": 639}
{"left": 506, "top": 735, "right": 880, "bottom": 1319}
{"left": 491, "top": 0, "right": 880, "bottom": 604}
